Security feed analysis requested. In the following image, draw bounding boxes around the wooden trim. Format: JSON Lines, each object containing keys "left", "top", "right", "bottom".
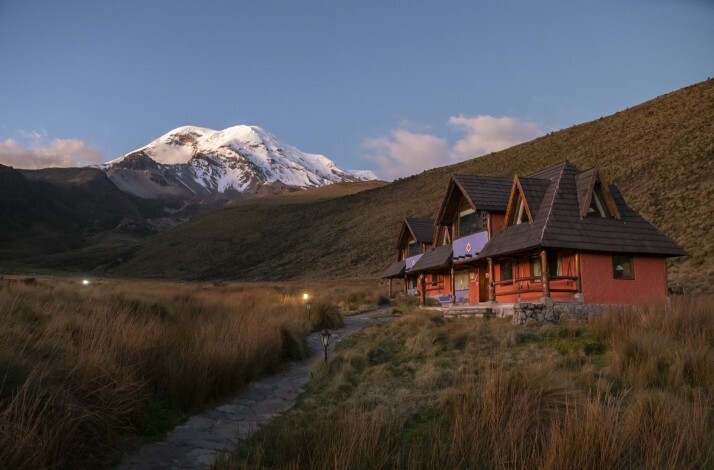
{"left": 488, "top": 257, "right": 495, "bottom": 302}
{"left": 541, "top": 249, "right": 550, "bottom": 298}
{"left": 504, "top": 176, "right": 533, "bottom": 228}
{"left": 575, "top": 252, "right": 582, "bottom": 293}
{"left": 596, "top": 170, "right": 621, "bottom": 220}
{"left": 450, "top": 267, "right": 456, "bottom": 304}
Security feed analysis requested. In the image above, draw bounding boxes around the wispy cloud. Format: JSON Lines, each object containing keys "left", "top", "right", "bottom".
{"left": 448, "top": 115, "right": 543, "bottom": 160}
{"left": 0, "top": 131, "right": 103, "bottom": 169}
{"left": 363, "top": 129, "right": 450, "bottom": 180}
{"left": 363, "top": 115, "right": 543, "bottom": 180}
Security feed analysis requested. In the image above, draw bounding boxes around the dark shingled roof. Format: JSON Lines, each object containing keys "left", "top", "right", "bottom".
{"left": 479, "top": 161, "right": 686, "bottom": 258}
{"left": 405, "top": 218, "right": 435, "bottom": 244}
{"left": 517, "top": 177, "right": 550, "bottom": 218}
{"left": 411, "top": 243, "right": 453, "bottom": 272}
{"left": 436, "top": 174, "right": 512, "bottom": 225}
{"left": 452, "top": 175, "right": 513, "bottom": 212}
{"left": 382, "top": 260, "right": 406, "bottom": 279}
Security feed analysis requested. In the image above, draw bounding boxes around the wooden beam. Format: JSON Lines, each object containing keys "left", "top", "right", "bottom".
{"left": 450, "top": 267, "right": 456, "bottom": 305}
{"left": 575, "top": 252, "right": 582, "bottom": 294}
{"left": 541, "top": 249, "right": 551, "bottom": 299}
{"left": 488, "top": 257, "right": 496, "bottom": 302}
{"left": 420, "top": 274, "right": 426, "bottom": 306}
{"left": 389, "top": 279, "right": 393, "bottom": 299}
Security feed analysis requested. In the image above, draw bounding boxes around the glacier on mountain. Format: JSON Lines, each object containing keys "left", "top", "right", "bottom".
{"left": 102, "top": 125, "right": 376, "bottom": 199}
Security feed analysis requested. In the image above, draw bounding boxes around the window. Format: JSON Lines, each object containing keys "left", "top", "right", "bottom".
{"left": 549, "top": 254, "right": 562, "bottom": 277}
{"left": 588, "top": 189, "right": 606, "bottom": 218}
{"left": 530, "top": 253, "right": 561, "bottom": 280}
{"left": 500, "top": 261, "right": 513, "bottom": 282}
{"left": 458, "top": 209, "right": 483, "bottom": 237}
{"left": 407, "top": 241, "right": 420, "bottom": 257}
{"left": 431, "top": 274, "right": 439, "bottom": 286}
{"left": 516, "top": 198, "right": 529, "bottom": 224}
{"left": 530, "top": 257, "right": 542, "bottom": 281}
{"left": 613, "top": 255, "right": 634, "bottom": 280}
{"left": 455, "top": 271, "right": 469, "bottom": 290}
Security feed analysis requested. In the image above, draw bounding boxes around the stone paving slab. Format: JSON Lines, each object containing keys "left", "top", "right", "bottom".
{"left": 116, "top": 309, "right": 392, "bottom": 469}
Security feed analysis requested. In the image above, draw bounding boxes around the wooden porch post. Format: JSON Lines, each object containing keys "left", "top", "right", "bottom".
{"left": 575, "top": 252, "right": 583, "bottom": 302}
{"left": 541, "top": 249, "right": 551, "bottom": 300}
{"left": 488, "top": 257, "right": 496, "bottom": 302}
{"left": 450, "top": 267, "right": 456, "bottom": 305}
{"left": 420, "top": 274, "right": 426, "bottom": 306}
{"left": 389, "top": 279, "right": 393, "bottom": 298}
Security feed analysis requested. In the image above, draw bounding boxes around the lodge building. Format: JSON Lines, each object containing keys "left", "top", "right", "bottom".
{"left": 382, "top": 161, "right": 685, "bottom": 309}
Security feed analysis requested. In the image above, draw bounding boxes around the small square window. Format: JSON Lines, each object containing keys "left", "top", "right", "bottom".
{"left": 530, "top": 257, "right": 542, "bottom": 281}
{"left": 613, "top": 255, "right": 634, "bottom": 280}
{"left": 431, "top": 274, "right": 438, "bottom": 286}
{"left": 500, "top": 261, "right": 513, "bottom": 282}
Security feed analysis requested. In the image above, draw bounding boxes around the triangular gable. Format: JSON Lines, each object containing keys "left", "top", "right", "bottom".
{"left": 504, "top": 176, "right": 536, "bottom": 226}
{"left": 435, "top": 175, "right": 477, "bottom": 227}
{"left": 575, "top": 167, "right": 621, "bottom": 220}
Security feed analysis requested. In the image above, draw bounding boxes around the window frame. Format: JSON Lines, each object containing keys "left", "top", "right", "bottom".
{"left": 612, "top": 255, "right": 635, "bottom": 280}
{"left": 500, "top": 261, "right": 513, "bottom": 283}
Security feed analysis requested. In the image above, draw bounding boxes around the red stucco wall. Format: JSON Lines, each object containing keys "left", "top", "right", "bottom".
{"left": 580, "top": 253, "right": 668, "bottom": 304}
{"left": 490, "top": 213, "right": 506, "bottom": 236}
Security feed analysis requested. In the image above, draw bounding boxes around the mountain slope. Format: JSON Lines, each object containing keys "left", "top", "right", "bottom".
{"left": 0, "top": 166, "right": 147, "bottom": 259}
{"left": 112, "top": 79, "right": 714, "bottom": 293}
{"left": 103, "top": 125, "right": 377, "bottom": 199}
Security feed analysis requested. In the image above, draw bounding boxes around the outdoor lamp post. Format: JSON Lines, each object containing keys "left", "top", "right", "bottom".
{"left": 303, "top": 293, "right": 312, "bottom": 321}
{"left": 321, "top": 329, "right": 331, "bottom": 362}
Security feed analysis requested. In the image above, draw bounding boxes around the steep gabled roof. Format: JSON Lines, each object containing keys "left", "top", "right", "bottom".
{"left": 382, "top": 260, "right": 406, "bottom": 279}
{"left": 396, "top": 218, "right": 434, "bottom": 248}
{"left": 435, "top": 174, "right": 512, "bottom": 225}
{"left": 479, "top": 161, "right": 685, "bottom": 258}
{"left": 410, "top": 243, "right": 453, "bottom": 272}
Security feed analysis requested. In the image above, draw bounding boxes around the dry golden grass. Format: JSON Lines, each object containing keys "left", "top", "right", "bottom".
{"left": 223, "top": 297, "right": 714, "bottom": 469}
{"left": 0, "top": 276, "right": 385, "bottom": 469}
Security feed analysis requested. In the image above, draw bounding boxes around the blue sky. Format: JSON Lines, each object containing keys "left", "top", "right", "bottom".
{"left": 0, "top": 0, "right": 712, "bottom": 178}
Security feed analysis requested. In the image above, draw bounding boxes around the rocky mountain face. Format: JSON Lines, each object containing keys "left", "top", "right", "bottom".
{"left": 102, "top": 125, "right": 377, "bottom": 200}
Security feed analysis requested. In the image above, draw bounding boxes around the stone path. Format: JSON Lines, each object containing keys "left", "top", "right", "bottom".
{"left": 117, "top": 309, "right": 393, "bottom": 469}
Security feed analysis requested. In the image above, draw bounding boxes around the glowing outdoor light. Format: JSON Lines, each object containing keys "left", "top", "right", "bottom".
{"left": 321, "top": 329, "right": 331, "bottom": 362}
{"left": 82, "top": 279, "right": 90, "bottom": 286}
{"left": 303, "top": 293, "right": 312, "bottom": 321}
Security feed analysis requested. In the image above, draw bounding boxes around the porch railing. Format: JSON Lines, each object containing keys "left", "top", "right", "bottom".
{"left": 493, "top": 275, "right": 579, "bottom": 297}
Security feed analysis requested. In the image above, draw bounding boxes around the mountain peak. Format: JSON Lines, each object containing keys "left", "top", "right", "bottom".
{"left": 102, "top": 124, "right": 376, "bottom": 200}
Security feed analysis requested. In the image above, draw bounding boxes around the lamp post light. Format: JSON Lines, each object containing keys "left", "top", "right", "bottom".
{"left": 320, "top": 329, "right": 331, "bottom": 362}
{"left": 303, "top": 292, "right": 312, "bottom": 322}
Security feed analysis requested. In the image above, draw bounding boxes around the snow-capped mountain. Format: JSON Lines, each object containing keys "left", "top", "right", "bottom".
{"left": 102, "top": 125, "right": 377, "bottom": 200}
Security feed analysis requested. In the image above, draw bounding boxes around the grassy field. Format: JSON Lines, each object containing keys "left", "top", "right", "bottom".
{"left": 109, "top": 79, "right": 714, "bottom": 293}
{"left": 0, "top": 276, "right": 386, "bottom": 469}
{"left": 222, "top": 297, "right": 714, "bottom": 469}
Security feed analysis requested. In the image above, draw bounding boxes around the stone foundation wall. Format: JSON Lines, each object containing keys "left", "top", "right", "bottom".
{"left": 504, "top": 302, "right": 606, "bottom": 324}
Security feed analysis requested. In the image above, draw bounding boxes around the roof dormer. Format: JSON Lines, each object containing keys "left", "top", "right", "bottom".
{"left": 575, "top": 167, "right": 621, "bottom": 220}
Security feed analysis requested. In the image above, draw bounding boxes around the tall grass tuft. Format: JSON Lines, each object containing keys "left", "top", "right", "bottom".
{"left": 0, "top": 277, "right": 330, "bottom": 468}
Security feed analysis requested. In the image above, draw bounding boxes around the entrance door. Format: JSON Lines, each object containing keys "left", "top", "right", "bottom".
{"left": 454, "top": 270, "right": 469, "bottom": 304}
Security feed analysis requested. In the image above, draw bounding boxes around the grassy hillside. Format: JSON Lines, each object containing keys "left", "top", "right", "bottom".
{"left": 114, "top": 79, "right": 714, "bottom": 292}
